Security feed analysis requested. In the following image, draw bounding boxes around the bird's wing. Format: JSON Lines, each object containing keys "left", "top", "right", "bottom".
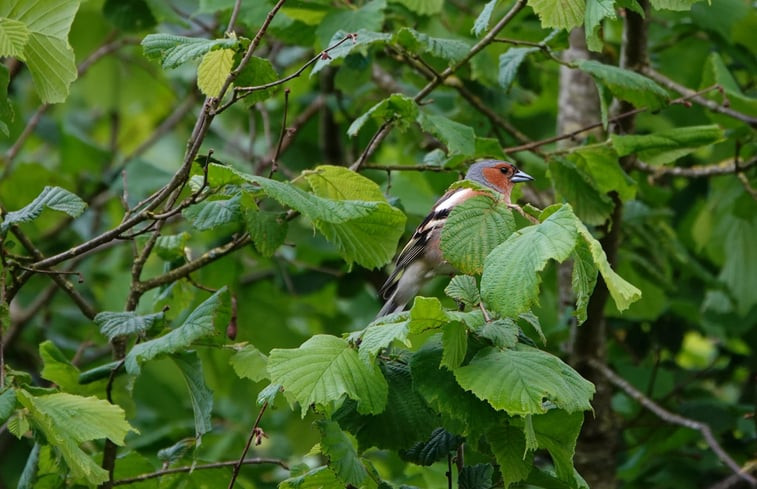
{"left": 378, "top": 188, "right": 471, "bottom": 299}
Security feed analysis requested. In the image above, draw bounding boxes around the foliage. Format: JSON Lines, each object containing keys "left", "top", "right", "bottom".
{"left": 0, "top": 1, "right": 755, "bottom": 489}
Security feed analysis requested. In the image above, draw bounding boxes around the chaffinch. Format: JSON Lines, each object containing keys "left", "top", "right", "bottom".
{"left": 377, "top": 159, "right": 533, "bottom": 317}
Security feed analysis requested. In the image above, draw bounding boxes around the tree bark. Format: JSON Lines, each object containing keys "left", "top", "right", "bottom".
{"left": 568, "top": 4, "right": 650, "bottom": 489}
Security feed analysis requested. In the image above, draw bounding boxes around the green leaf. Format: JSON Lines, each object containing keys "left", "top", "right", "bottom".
{"left": 279, "top": 466, "right": 342, "bottom": 489}
{"left": 312, "top": 29, "right": 391, "bottom": 75}
{"left": 318, "top": 420, "right": 368, "bottom": 486}
{"left": 155, "top": 232, "right": 190, "bottom": 260}
{"left": 472, "top": 0, "right": 498, "bottom": 36}
{"left": 453, "top": 346, "right": 595, "bottom": 415}
{"left": 445, "top": 275, "right": 481, "bottom": 307}
{"left": 480, "top": 319, "right": 519, "bottom": 349}
{"left": 650, "top": 0, "right": 702, "bottom": 10}
{"left": 141, "top": 33, "right": 239, "bottom": 69}
{"left": 549, "top": 157, "right": 614, "bottom": 226}
{"left": 571, "top": 239, "right": 598, "bottom": 325}
{"left": 441, "top": 321, "right": 468, "bottom": 370}
{"left": 530, "top": 410, "right": 586, "bottom": 487}
{"left": 235, "top": 55, "right": 279, "bottom": 104}
{"left": 0, "top": 388, "right": 16, "bottom": 424}
{"left": 408, "top": 296, "right": 450, "bottom": 334}
{"left": 39, "top": 341, "right": 80, "bottom": 391}
{"left": 716, "top": 215, "right": 757, "bottom": 316}
{"left": 207, "top": 165, "right": 405, "bottom": 268}
{"left": 172, "top": 351, "right": 213, "bottom": 439}
{"left": 315, "top": 201, "right": 406, "bottom": 269}
{"left": 417, "top": 112, "right": 476, "bottom": 156}
{"left": 610, "top": 125, "right": 726, "bottom": 165}
{"left": 229, "top": 344, "right": 268, "bottom": 382}
{"left": 584, "top": 0, "right": 616, "bottom": 52}
{"left": 459, "top": 464, "right": 494, "bottom": 489}
{"left": 0, "top": 17, "right": 29, "bottom": 57}
{"left": 348, "top": 93, "right": 418, "bottom": 137}
{"left": 394, "top": 27, "right": 470, "bottom": 63}
{"left": 316, "top": 0, "right": 387, "bottom": 47}
{"left": 16, "top": 389, "right": 136, "bottom": 484}
{"left": 488, "top": 424, "right": 533, "bottom": 487}
{"left": 573, "top": 218, "right": 641, "bottom": 311}
{"left": 182, "top": 194, "right": 242, "bottom": 230}
{"left": 17, "top": 442, "right": 40, "bottom": 489}
{"left": 1, "top": 186, "right": 86, "bottom": 232}
{"left": 304, "top": 165, "right": 387, "bottom": 202}
{"left": 103, "top": 0, "right": 157, "bottom": 32}
{"left": 240, "top": 192, "right": 287, "bottom": 257}
{"left": 576, "top": 59, "right": 669, "bottom": 110}
{"left": 197, "top": 47, "right": 234, "bottom": 97}
{"left": 481, "top": 205, "right": 577, "bottom": 318}
{"left": 0, "top": 64, "right": 12, "bottom": 136}
{"left": 410, "top": 342, "right": 502, "bottom": 438}
{"left": 267, "top": 335, "right": 388, "bottom": 416}
{"left": 567, "top": 144, "right": 636, "bottom": 201}
{"left": 528, "top": 0, "right": 585, "bottom": 30}
{"left": 391, "top": 0, "right": 444, "bottom": 15}
{"left": 358, "top": 314, "right": 411, "bottom": 363}
{"left": 95, "top": 310, "right": 165, "bottom": 341}
{"left": 334, "top": 360, "right": 437, "bottom": 451}
{"left": 125, "top": 288, "right": 230, "bottom": 375}
{"left": 498, "top": 47, "right": 538, "bottom": 89}
{"left": 440, "top": 194, "right": 516, "bottom": 274}
{"left": 0, "top": 0, "right": 79, "bottom": 103}
{"left": 400, "top": 428, "right": 464, "bottom": 466}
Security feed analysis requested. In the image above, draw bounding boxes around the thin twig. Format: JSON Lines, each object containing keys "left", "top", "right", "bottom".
{"left": 256, "top": 95, "right": 325, "bottom": 173}
{"left": 216, "top": 34, "right": 356, "bottom": 114}
{"left": 112, "top": 457, "right": 288, "bottom": 486}
{"left": 632, "top": 156, "right": 757, "bottom": 178}
{"left": 10, "top": 227, "right": 96, "bottom": 319}
{"left": 135, "top": 235, "right": 251, "bottom": 293}
{"left": 268, "top": 89, "right": 291, "bottom": 177}
{"left": 589, "top": 358, "right": 757, "bottom": 486}
{"left": 360, "top": 164, "right": 455, "bottom": 172}
{"left": 350, "top": 0, "right": 528, "bottom": 170}
{"left": 503, "top": 85, "right": 721, "bottom": 154}
{"left": 642, "top": 67, "right": 757, "bottom": 127}
{"left": 228, "top": 401, "right": 270, "bottom": 489}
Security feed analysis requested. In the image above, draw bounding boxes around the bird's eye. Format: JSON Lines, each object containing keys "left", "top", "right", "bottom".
{"left": 499, "top": 167, "right": 511, "bottom": 175}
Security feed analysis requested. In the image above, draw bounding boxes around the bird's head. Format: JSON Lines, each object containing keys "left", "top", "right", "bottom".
{"left": 465, "top": 159, "right": 533, "bottom": 198}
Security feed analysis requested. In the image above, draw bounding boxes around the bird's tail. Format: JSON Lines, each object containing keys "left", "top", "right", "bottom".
{"left": 376, "top": 288, "right": 407, "bottom": 317}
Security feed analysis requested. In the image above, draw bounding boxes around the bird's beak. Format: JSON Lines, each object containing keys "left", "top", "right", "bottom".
{"left": 511, "top": 168, "right": 534, "bottom": 183}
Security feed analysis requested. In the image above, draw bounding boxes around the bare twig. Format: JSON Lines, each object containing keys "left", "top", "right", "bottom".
{"left": 228, "top": 401, "right": 270, "bottom": 489}
{"left": 268, "top": 89, "right": 291, "bottom": 177}
{"left": 10, "top": 227, "right": 96, "bottom": 320}
{"left": 256, "top": 95, "right": 325, "bottom": 173}
{"left": 504, "top": 85, "right": 721, "bottom": 154}
{"left": 589, "top": 358, "right": 757, "bottom": 486}
{"left": 135, "top": 235, "right": 251, "bottom": 293}
{"left": 642, "top": 67, "right": 757, "bottom": 127}
{"left": 111, "top": 457, "right": 288, "bottom": 486}
{"left": 632, "top": 156, "right": 757, "bottom": 178}
{"left": 216, "top": 34, "right": 356, "bottom": 114}
{"left": 350, "top": 0, "right": 528, "bottom": 171}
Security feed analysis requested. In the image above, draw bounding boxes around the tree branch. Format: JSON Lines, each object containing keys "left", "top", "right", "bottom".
{"left": 135, "top": 235, "right": 251, "bottom": 293}
{"left": 632, "top": 156, "right": 757, "bottom": 178}
{"left": 589, "top": 358, "right": 757, "bottom": 487}
{"left": 642, "top": 67, "right": 757, "bottom": 128}
{"left": 112, "top": 457, "right": 288, "bottom": 486}
{"left": 504, "top": 85, "right": 721, "bottom": 154}
{"left": 228, "top": 401, "right": 270, "bottom": 489}
{"left": 349, "top": 0, "right": 528, "bottom": 171}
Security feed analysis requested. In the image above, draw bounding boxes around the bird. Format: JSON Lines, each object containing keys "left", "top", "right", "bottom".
{"left": 376, "top": 159, "right": 533, "bottom": 317}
